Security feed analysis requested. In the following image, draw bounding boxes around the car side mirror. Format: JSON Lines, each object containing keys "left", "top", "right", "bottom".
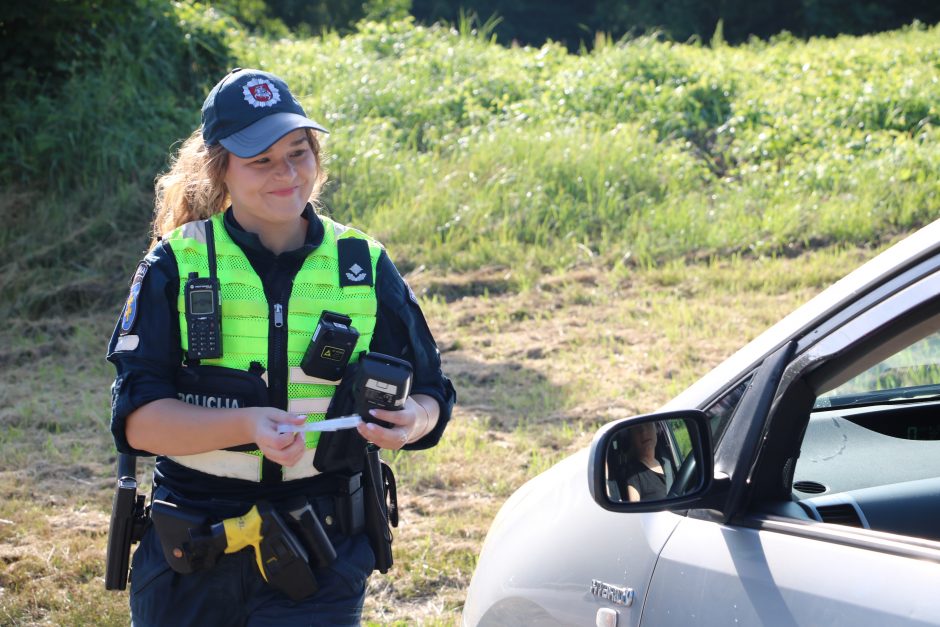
{"left": 589, "top": 410, "right": 713, "bottom": 513}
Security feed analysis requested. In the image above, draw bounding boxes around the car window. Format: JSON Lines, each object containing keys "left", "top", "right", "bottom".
{"left": 814, "top": 331, "right": 940, "bottom": 409}
{"left": 666, "top": 418, "right": 692, "bottom": 460}
{"left": 792, "top": 322, "right": 940, "bottom": 540}
{"left": 704, "top": 376, "right": 751, "bottom": 449}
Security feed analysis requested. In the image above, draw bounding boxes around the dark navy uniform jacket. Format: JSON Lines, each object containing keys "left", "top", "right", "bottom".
{"left": 107, "top": 205, "right": 455, "bottom": 498}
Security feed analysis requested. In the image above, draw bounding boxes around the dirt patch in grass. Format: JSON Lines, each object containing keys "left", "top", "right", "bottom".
{"left": 0, "top": 252, "right": 846, "bottom": 625}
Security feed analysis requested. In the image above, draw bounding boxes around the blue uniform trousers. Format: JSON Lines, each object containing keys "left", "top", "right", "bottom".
{"left": 129, "top": 486, "right": 374, "bottom": 626}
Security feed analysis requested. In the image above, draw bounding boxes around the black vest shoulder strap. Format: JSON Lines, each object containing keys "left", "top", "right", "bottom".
{"left": 205, "top": 218, "right": 218, "bottom": 281}
{"left": 337, "top": 237, "right": 374, "bottom": 287}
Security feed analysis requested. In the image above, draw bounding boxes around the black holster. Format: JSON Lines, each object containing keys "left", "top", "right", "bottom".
{"left": 104, "top": 455, "right": 150, "bottom": 591}
{"left": 297, "top": 358, "right": 399, "bottom": 573}
{"left": 363, "top": 446, "right": 398, "bottom": 573}
{"left": 280, "top": 497, "right": 339, "bottom": 570}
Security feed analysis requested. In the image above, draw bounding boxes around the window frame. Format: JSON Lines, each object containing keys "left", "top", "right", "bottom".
{"left": 739, "top": 265, "right": 940, "bottom": 545}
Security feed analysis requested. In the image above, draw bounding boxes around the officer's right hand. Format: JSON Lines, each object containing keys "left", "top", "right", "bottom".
{"left": 247, "top": 408, "right": 307, "bottom": 466}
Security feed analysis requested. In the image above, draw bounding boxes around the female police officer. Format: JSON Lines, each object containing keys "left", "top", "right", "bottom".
{"left": 107, "top": 68, "right": 455, "bottom": 625}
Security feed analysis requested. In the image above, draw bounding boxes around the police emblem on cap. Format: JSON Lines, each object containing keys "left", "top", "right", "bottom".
{"left": 243, "top": 78, "right": 281, "bottom": 108}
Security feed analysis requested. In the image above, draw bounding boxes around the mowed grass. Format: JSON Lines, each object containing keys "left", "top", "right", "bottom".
{"left": 0, "top": 243, "right": 871, "bottom": 625}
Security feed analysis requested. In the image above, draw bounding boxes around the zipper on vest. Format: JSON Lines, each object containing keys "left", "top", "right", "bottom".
{"left": 270, "top": 301, "right": 287, "bottom": 407}
{"left": 263, "top": 299, "right": 289, "bottom": 484}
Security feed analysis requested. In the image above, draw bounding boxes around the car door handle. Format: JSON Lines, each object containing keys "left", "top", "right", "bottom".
{"left": 596, "top": 607, "right": 619, "bottom": 627}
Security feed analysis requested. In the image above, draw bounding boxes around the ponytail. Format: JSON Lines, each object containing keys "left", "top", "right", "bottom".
{"left": 151, "top": 128, "right": 229, "bottom": 248}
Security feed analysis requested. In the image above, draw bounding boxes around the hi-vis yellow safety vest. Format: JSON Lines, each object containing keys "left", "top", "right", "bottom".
{"left": 161, "top": 212, "right": 381, "bottom": 481}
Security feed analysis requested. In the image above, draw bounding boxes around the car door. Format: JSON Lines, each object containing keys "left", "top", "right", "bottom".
{"left": 640, "top": 260, "right": 940, "bottom": 626}
{"left": 468, "top": 450, "right": 686, "bottom": 627}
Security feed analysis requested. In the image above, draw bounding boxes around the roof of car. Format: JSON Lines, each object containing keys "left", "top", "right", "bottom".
{"left": 663, "top": 218, "right": 940, "bottom": 412}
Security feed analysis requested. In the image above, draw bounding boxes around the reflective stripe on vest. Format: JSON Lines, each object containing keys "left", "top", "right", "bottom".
{"left": 163, "top": 212, "right": 381, "bottom": 478}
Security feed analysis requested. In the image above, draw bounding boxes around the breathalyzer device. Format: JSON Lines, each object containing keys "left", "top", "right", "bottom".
{"left": 355, "top": 353, "right": 413, "bottom": 428}
{"left": 278, "top": 352, "right": 413, "bottom": 434}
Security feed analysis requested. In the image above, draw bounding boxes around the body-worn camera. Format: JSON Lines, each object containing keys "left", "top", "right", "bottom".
{"left": 355, "top": 353, "right": 413, "bottom": 428}
{"left": 301, "top": 311, "right": 359, "bottom": 381}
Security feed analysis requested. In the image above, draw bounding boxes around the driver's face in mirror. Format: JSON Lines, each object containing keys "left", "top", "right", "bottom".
{"left": 629, "top": 422, "right": 657, "bottom": 458}
{"left": 606, "top": 419, "right": 681, "bottom": 503}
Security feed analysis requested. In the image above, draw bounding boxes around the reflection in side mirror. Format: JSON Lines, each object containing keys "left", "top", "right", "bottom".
{"left": 589, "top": 410, "right": 713, "bottom": 512}
{"left": 605, "top": 417, "right": 697, "bottom": 503}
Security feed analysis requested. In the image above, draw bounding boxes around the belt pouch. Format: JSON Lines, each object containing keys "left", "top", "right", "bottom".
{"left": 334, "top": 473, "right": 365, "bottom": 536}
{"left": 282, "top": 498, "right": 338, "bottom": 570}
{"left": 256, "top": 504, "right": 320, "bottom": 601}
{"left": 363, "top": 448, "right": 393, "bottom": 573}
{"left": 150, "top": 499, "right": 214, "bottom": 574}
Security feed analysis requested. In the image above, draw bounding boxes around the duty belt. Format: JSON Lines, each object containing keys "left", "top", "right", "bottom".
{"left": 151, "top": 475, "right": 364, "bottom": 539}
{"left": 149, "top": 475, "right": 366, "bottom": 598}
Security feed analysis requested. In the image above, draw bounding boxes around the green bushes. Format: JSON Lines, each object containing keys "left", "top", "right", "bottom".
{"left": 1, "top": 0, "right": 233, "bottom": 193}
{"left": 1, "top": 0, "right": 123, "bottom": 84}
{"left": 412, "top": 0, "right": 940, "bottom": 48}
{"left": 2, "top": 16, "right": 938, "bottom": 318}
{"left": 240, "top": 20, "right": 938, "bottom": 271}
{"left": 0, "top": 1, "right": 233, "bottom": 317}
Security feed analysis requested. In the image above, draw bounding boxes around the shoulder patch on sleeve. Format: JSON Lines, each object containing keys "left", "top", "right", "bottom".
{"left": 114, "top": 334, "right": 140, "bottom": 352}
{"left": 119, "top": 261, "right": 149, "bottom": 336}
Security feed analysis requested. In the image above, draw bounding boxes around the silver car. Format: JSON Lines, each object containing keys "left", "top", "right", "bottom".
{"left": 463, "top": 218, "right": 940, "bottom": 627}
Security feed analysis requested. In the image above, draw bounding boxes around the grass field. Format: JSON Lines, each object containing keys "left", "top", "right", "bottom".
{"left": 1, "top": 8, "right": 937, "bottom": 624}
{"left": 0, "top": 242, "right": 881, "bottom": 625}
{"left": 2, "top": 16, "right": 937, "bottom": 319}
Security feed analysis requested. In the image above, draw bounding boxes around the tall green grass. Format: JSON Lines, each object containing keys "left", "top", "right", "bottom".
{"left": 2, "top": 14, "right": 938, "bottom": 317}
{"left": 241, "top": 20, "right": 939, "bottom": 272}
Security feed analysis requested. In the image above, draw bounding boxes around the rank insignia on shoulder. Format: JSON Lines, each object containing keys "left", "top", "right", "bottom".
{"left": 120, "top": 261, "right": 149, "bottom": 336}
{"left": 337, "top": 238, "right": 373, "bottom": 288}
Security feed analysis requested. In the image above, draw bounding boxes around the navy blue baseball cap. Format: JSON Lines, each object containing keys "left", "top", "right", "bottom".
{"left": 201, "top": 68, "right": 328, "bottom": 158}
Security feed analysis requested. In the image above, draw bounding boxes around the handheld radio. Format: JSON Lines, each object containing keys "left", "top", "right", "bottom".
{"left": 184, "top": 219, "right": 222, "bottom": 360}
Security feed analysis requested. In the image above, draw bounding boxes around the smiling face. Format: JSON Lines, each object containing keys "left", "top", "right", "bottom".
{"left": 223, "top": 129, "right": 319, "bottom": 234}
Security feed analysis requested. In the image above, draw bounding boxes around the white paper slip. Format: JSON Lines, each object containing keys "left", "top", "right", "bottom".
{"left": 278, "top": 415, "right": 362, "bottom": 433}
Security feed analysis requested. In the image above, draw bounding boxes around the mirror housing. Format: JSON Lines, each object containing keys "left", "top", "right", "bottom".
{"left": 589, "top": 409, "right": 714, "bottom": 513}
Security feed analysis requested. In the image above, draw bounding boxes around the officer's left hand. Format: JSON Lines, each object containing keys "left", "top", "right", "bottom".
{"left": 356, "top": 396, "right": 429, "bottom": 451}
